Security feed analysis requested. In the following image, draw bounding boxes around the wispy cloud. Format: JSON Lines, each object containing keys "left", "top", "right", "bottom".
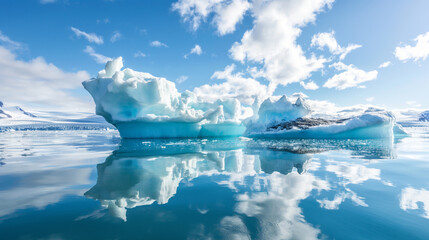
{"left": 84, "top": 46, "right": 112, "bottom": 64}
{"left": 110, "top": 31, "right": 122, "bottom": 43}
{"left": 378, "top": 61, "right": 391, "bottom": 69}
{"left": 134, "top": 51, "right": 146, "bottom": 58}
{"left": 176, "top": 75, "right": 188, "bottom": 84}
{"left": 97, "top": 18, "right": 109, "bottom": 24}
{"left": 40, "top": 0, "right": 56, "bottom": 4}
{"left": 311, "top": 31, "right": 362, "bottom": 60}
{"left": 150, "top": 40, "right": 168, "bottom": 47}
{"left": 406, "top": 101, "right": 422, "bottom": 108}
{"left": 71, "top": 27, "right": 104, "bottom": 44}
{"left": 0, "top": 31, "right": 23, "bottom": 50}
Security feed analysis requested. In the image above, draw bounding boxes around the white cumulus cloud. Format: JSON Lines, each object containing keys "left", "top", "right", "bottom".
{"left": 311, "top": 31, "right": 362, "bottom": 60}
{"left": 395, "top": 32, "right": 429, "bottom": 62}
{"left": 71, "top": 27, "right": 103, "bottom": 44}
{"left": 229, "top": 0, "right": 333, "bottom": 89}
{"left": 212, "top": 0, "right": 251, "bottom": 35}
{"left": 300, "top": 80, "right": 319, "bottom": 90}
{"left": 323, "top": 62, "right": 378, "bottom": 90}
{"left": 193, "top": 64, "right": 273, "bottom": 105}
{"left": 172, "top": 0, "right": 250, "bottom": 35}
{"left": 84, "top": 46, "right": 112, "bottom": 64}
{"left": 184, "top": 44, "right": 203, "bottom": 58}
{"left": 0, "top": 45, "right": 90, "bottom": 110}
{"left": 191, "top": 44, "right": 202, "bottom": 55}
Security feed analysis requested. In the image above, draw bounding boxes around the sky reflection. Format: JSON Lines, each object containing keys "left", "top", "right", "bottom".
{"left": 1, "top": 131, "right": 429, "bottom": 239}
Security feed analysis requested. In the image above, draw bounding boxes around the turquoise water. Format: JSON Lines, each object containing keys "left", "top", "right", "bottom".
{"left": 0, "top": 128, "right": 429, "bottom": 239}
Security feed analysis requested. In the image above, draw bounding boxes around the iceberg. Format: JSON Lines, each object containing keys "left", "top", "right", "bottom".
{"left": 83, "top": 57, "right": 246, "bottom": 138}
{"left": 83, "top": 58, "right": 404, "bottom": 139}
{"left": 247, "top": 106, "right": 398, "bottom": 139}
{"left": 245, "top": 95, "right": 401, "bottom": 139}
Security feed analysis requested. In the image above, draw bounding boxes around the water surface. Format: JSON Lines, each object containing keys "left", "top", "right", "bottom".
{"left": 0, "top": 128, "right": 429, "bottom": 239}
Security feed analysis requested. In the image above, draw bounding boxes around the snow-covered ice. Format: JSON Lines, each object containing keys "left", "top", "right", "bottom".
{"left": 0, "top": 101, "right": 37, "bottom": 119}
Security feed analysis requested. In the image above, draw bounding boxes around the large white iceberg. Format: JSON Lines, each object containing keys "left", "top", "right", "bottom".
{"left": 83, "top": 57, "right": 403, "bottom": 139}
{"left": 83, "top": 57, "right": 246, "bottom": 138}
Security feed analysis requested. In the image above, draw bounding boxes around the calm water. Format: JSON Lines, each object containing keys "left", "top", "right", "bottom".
{"left": 1, "top": 128, "right": 429, "bottom": 240}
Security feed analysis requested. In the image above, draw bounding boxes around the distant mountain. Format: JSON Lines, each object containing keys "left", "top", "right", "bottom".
{"left": 0, "top": 101, "right": 37, "bottom": 119}
{"left": 419, "top": 110, "right": 429, "bottom": 122}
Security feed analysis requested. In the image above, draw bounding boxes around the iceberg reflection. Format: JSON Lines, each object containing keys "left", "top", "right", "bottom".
{"left": 85, "top": 139, "right": 315, "bottom": 221}
{"left": 85, "top": 138, "right": 396, "bottom": 222}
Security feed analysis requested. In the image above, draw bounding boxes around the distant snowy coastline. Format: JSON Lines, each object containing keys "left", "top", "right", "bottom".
{"left": 0, "top": 100, "right": 113, "bottom": 131}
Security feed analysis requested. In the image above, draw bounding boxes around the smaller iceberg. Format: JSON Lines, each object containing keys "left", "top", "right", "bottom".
{"left": 246, "top": 96, "right": 401, "bottom": 139}
{"left": 83, "top": 57, "right": 246, "bottom": 138}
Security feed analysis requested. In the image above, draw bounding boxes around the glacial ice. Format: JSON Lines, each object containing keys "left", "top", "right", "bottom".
{"left": 83, "top": 57, "right": 403, "bottom": 139}
{"left": 247, "top": 107, "right": 399, "bottom": 139}
{"left": 83, "top": 57, "right": 246, "bottom": 138}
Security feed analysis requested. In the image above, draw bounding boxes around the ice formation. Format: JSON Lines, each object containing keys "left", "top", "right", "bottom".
{"left": 83, "top": 57, "right": 403, "bottom": 139}
{"left": 83, "top": 57, "right": 246, "bottom": 138}
{"left": 247, "top": 107, "right": 398, "bottom": 139}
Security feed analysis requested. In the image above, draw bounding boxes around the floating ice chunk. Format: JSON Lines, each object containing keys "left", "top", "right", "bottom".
{"left": 83, "top": 57, "right": 246, "bottom": 138}
{"left": 247, "top": 108, "right": 398, "bottom": 139}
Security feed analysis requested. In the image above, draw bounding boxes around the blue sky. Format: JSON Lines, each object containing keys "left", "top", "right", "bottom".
{"left": 0, "top": 0, "right": 428, "bottom": 111}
